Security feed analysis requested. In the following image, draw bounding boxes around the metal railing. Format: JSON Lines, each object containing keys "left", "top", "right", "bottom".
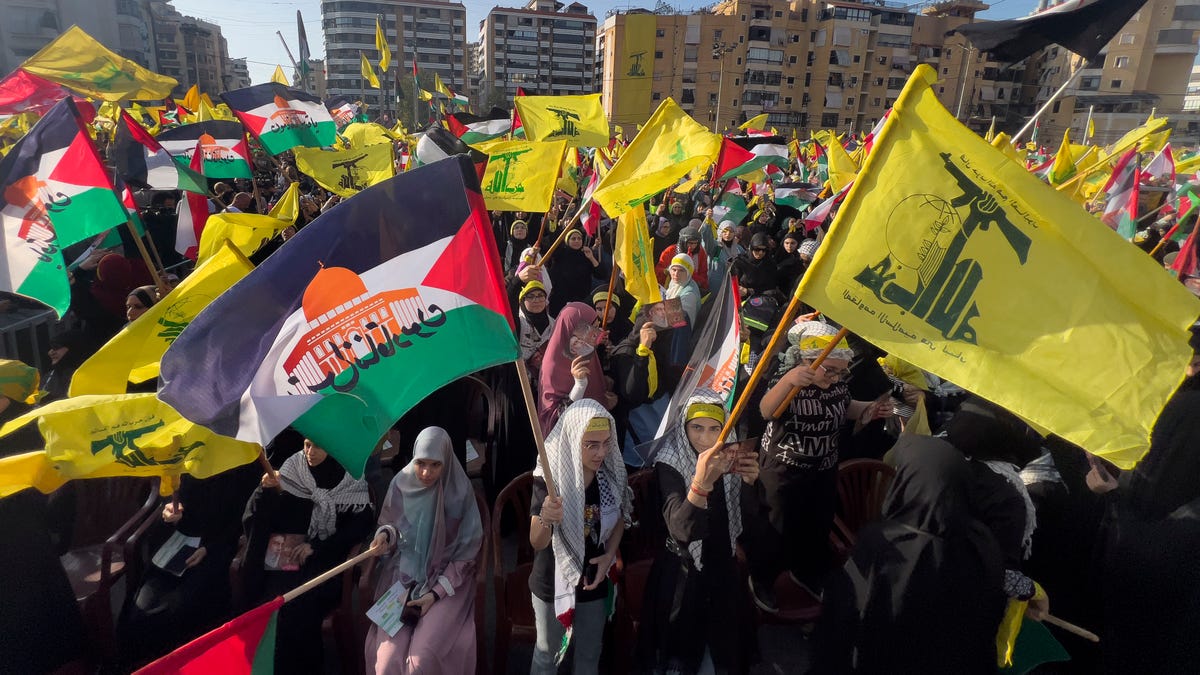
{"left": 0, "top": 308, "right": 60, "bottom": 374}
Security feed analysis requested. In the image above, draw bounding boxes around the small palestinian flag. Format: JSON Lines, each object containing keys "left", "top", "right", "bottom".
{"left": 325, "top": 96, "right": 362, "bottom": 129}
{"left": 714, "top": 135, "right": 790, "bottom": 182}
{"left": 0, "top": 98, "right": 129, "bottom": 315}
{"left": 773, "top": 182, "right": 821, "bottom": 219}
{"left": 157, "top": 121, "right": 252, "bottom": 179}
{"left": 113, "top": 110, "right": 206, "bottom": 193}
{"left": 414, "top": 125, "right": 488, "bottom": 181}
{"left": 804, "top": 181, "right": 852, "bottom": 232}
{"left": 158, "top": 101, "right": 189, "bottom": 129}
{"left": 222, "top": 83, "right": 337, "bottom": 155}
{"left": 1101, "top": 149, "right": 1140, "bottom": 240}
{"left": 159, "top": 156, "right": 518, "bottom": 478}
{"left": 176, "top": 141, "right": 211, "bottom": 259}
{"left": 134, "top": 597, "right": 282, "bottom": 675}
{"left": 446, "top": 108, "right": 512, "bottom": 145}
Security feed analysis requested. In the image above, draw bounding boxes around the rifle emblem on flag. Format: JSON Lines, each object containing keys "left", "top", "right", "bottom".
{"left": 485, "top": 148, "right": 532, "bottom": 195}
{"left": 333, "top": 154, "right": 370, "bottom": 192}
{"left": 90, "top": 418, "right": 166, "bottom": 466}
{"left": 853, "top": 152, "right": 1033, "bottom": 345}
{"left": 548, "top": 108, "right": 581, "bottom": 138}
{"left": 627, "top": 52, "right": 646, "bottom": 77}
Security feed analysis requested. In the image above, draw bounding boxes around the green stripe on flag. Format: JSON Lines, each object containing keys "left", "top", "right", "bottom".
{"left": 249, "top": 607, "right": 279, "bottom": 675}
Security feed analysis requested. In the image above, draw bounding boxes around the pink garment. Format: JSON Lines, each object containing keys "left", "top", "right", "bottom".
{"left": 364, "top": 559, "right": 477, "bottom": 675}
{"left": 537, "top": 302, "right": 606, "bottom": 433}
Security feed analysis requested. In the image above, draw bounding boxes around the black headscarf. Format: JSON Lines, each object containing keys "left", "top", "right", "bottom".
{"left": 812, "top": 437, "right": 1006, "bottom": 674}
{"left": 731, "top": 234, "right": 778, "bottom": 296}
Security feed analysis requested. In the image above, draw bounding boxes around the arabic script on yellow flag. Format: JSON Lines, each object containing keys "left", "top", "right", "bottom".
{"left": 592, "top": 98, "right": 721, "bottom": 217}
{"left": 615, "top": 206, "right": 662, "bottom": 307}
{"left": 0, "top": 393, "right": 260, "bottom": 497}
{"left": 21, "top": 26, "right": 178, "bottom": 101}
{"left": 797, "top": 64, "right": 1199, "bottom": 469}
{"left": 480, "top": 140, "right": 566, "bottom": 212}
{"left": 514, "top": 94, "right": 610, "bottom": 148}
{"left": 294, "top": 144, "right": 395, "bottom": 197}
{"left": 69, "top": 243, "right": 253, "bottom": 396}
{"left": 197, "top": 213, "right": 292, "bottom": 264}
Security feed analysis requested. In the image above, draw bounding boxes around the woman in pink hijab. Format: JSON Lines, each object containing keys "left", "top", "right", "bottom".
{"left": 537, "top": 301, "right": 616, "bottom": 434}
{"left": 365, "top": 427, "right": 483, "bottom": 674}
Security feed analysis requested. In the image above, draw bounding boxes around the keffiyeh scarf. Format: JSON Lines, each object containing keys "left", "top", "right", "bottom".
{"left": 278, "top": 453, "right": 372, "bottom": 541}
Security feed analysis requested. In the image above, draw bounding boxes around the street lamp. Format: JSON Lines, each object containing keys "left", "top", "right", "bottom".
{"left": 712, "top": 41, "right": 736, "bottom": 132}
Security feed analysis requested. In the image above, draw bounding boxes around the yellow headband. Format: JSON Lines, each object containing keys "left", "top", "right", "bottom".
{"left": 686, "top": 403, "right": 726, "bottom": 423}
{"left": 586, "top": 416, "right": 611, "bottom": 432}
{"left": 799, "top": 334, "right": 849, "bottom": 353}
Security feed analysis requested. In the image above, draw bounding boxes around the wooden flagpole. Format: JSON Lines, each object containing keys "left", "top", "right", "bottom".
{"left": 540, "top": 197, "right": 592, "bottom": 261}
{"left": 514, "top": 358, "right": 558, "bottom": 499}
{"left": 282, "top": 541, "right": 386, "bottom": 602}
{"left": 769, "top": 326, "right": 851, "bottom": 420}
{"left": 713, "top": 293, "right": 808, "bottom": 445}
{"left": 600, "top": 252, "right": 619, "bottom": 330}
{"left": 1044, "top": 615, "right": 1100, "bottom": 643}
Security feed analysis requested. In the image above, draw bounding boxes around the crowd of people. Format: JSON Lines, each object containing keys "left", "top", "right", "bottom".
{"left": 2, "top": 134, "right": 1200, "bottom": 675}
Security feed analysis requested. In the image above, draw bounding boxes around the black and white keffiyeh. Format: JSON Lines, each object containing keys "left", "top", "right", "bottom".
{"left": 654, "top": 389, "right": 742, "bottom": 571}
{"left": 278, "top": 452, "right": 372, "bottom": 541}
{"left": 533, "top": 399, "right": 631, "bottom": 633}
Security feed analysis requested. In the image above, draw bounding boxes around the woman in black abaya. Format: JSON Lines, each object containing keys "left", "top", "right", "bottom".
{"left": 812, "top": 438, "right": 1007, "bottom": 674}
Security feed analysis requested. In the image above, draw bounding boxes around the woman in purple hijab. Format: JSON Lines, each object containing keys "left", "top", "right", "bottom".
{"left": 365, "top": 427, "right": 484, "bottom": 674}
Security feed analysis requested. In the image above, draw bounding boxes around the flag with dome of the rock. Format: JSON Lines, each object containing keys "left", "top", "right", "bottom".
{"left": 158, "top": 156, "right": 518, "bottom": 478}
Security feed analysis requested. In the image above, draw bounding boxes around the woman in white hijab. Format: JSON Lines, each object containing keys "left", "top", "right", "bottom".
{"left": 365, "top": 427, "right": 483, "bottom": 674}
{"left": 528, "top": 399, "right": 632, "bottom": 674}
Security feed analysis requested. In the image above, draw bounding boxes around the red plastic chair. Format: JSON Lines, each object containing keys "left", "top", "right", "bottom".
{"left": 830, "top": 459, "right": 896, "bottom": 561}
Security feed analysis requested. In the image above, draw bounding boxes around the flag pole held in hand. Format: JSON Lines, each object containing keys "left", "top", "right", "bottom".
{"left": 770, "top": 326, "right": 851, "bottom": 420}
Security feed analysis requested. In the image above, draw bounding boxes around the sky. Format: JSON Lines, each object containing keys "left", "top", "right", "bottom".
{"left": 171, "top": 0, "right": 1040, "bottom": 86}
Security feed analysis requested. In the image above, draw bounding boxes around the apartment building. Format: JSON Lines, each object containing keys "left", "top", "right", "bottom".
{"left": 322, "top": 0, "right": 468, "bottom": 115}
{"left": 148, "top": 1, "right": 229, "bottom": 97}
{"left": 599, "top": 0, "right": 1200, "bottom": 141}
{"left": 0, "top": 0, "right": 156, "bottom": 75}
{"left": 476, "top": 0, "right": 597, "bottom": 108}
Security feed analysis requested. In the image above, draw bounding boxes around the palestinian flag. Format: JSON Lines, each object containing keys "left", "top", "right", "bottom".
{"left": 773, "top": 182, "right": 821, "bottom": 219}
{"left": 713, "top": 135, "right": 790, "bottom": 182}
{"left": 512, "top": 87, "right": 526, "bottom": 138}
{"left": 157, "top": 121, "right": 252, "bottom": 179}
{"left": 113, "top": 111, "right": 206, "bottom": 193}
{"left": 1101, "top": 149, "right": 1140, "bottom": 239}
{"left": 158, "top": 101, "right": 189, "bottom": 129}
{"left": 159, "top": 156, "right": 518, "bottom": 477}
{"left": 1143, "top": 144, "right": 1175, "bottom": 185}
{"left": 712, "top": 189, "right": 749, "bottom": 227}
{"left": 446, "top": 108, "right": 512, "bottom": 145}
{"left": 635, "top": 273, "right": 742, "bottom": 464}
{"left": 414, "top": 125, "right": 488, "bottom": 180}
{"left": 579, "top": 169, "right": 601, "bottom": 236}
{"left": 222, "top": 83, "right": 337, "bottom": 155}
{"left": 135, "top": 597, "right": 282, "bottom": 674}
{"left": 804, "top": 181, "right": 852, "bottom": 232}
{"left": 175, "top": 143, "right": 211, "bottom": 259}
{"left": 0, "top": 98, "right": 129, "bottom": 315}
{"left": 325, "top": 96, "right": 363, "bottom": 129}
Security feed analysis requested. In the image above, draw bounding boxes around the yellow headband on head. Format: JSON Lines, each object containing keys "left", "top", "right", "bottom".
{"left": 799, "top": 334, "right": 849, "bottom": 353}
{"left": 686, "top": 402, "right": 726, "bottom": 424}
{"left": 586, "top": 416, "right": 611, "bottom": 432}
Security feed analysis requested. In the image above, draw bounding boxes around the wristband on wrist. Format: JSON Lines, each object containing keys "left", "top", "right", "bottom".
{"left": 690, "top": 482, "right": 711, "bottom": 498}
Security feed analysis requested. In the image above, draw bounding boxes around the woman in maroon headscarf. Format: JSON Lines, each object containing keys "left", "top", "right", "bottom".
{"left": 537, "top": 302, "right": 616, "bottom": 434}
{"left": 365, "top": 427, "right": 483, "bottom": 674}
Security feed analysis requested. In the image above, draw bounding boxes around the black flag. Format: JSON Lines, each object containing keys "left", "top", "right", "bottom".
{"left": 952, "top": 0, "right": 1150, "bottom": 63}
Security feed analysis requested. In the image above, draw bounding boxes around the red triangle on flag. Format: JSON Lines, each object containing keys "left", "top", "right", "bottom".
{"left": 711, "top": 137, "right": 756, "bottom": 182}
{"left": 47, "top": 127, "right": 115, "bottom": 189}
{"left": 420, "top": 193, "right": 514, "bottom": 329}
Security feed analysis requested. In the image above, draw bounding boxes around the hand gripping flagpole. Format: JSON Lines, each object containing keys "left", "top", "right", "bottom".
{"left": 515, "top": 358, "right": 558, "bottom": 499}
{"left": 282, "top": 540, "right": 388, "bottom": 602}
{"left": 769, "top": 325, "right": 851, "bottom": 420}
{"left": 540, "top": 197, "right": 593, "bottom": 262}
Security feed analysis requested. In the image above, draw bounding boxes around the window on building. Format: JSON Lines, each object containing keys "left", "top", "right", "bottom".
{"left": 653, "top": 91, "right": 661, "bottom": 100}
{"left": 714, "top": 29, "right": 723, "bottom": 40}
{"left": 682, "top": 89, "right": 695, "bottom": 104}
{"left": 734, "top": 78, "right": 740, "bottom": 85}
{"left": 873, "top": 97, "right": 880, "bottom": 106}
{"left": 749, "top": 26, "right": 770, "bottom": 41}
{"left": 656, "top": 29, "right": 664, "bottom": 37}
{"left": 853, "top": 54, "right": 861, "bottom": 63}
{"left": 789, "top": 55, "right": 797, "bottom": 64}
{"left": 785, "top": 96, "right": 792, "bottom": 104}
{"left": 685, "top": 46, "right": 698, "bottom": 61}
{"left": 1119, "top": 33, "right": 1136, "bottom": 45}
{"left": 775, "top": 10, "right": 782, "bottom": 17}
{"left": 786, "top": 76, "right": 795, "bottom": 85}
{"left": 821, "top": 113, "right": 839, "bottom": 127}
{"left": 1159, "top": 29, "right": 1195, "bottom": 45}
{"left": 804, "top": 73, "right": 811, "bottom": 87}
{"left": 1111, "top": 79, "right": 1123, "bottom": 88}
{"left": 1114, "top": 56, "right": 1130, "bottom": 69}
{"left": 942, "top": 67, "right": 949, "bottom": 75}
{"left": 802, "top": 93, "right": 811, "bottom": 104}
{"left": 790, "top": 35, "right": 799, "bottom": 43}
{"left": 655, "top": 50, "right": 663, "bottom": 59}
{"left": 709, "top": 92, "right": 718, "bottom": 104}
{"left": 847, "top": 97, "right": 855, "bottom": 107}
{"left": 712, "top": 72, "right": 720, "bottom": 81}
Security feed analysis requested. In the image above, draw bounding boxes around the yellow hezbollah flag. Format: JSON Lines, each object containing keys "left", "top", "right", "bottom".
{"left": 558, "top": 147, "right": 581, "bottom": 197}
{"left": 612, "top": 13, "right": 654, "bottom": 125}
{"left": 182, "top": 84, "right": 201, "bottom": 112}
{"left": 984, "top": 118, "right": 996, "bottom": 143}
{"left": 740, "top": 113, "right": 769, "bottom": 132}
{"left": 825, "top": 138, "right": 859, "bottom": 192}
{"left": 269, "top": 181, "right": 300, "bottom": 223}
{"left": 22, "top": 26, "right": 177, "bottom": 101}
{"left": 1104, "top": 116, "right": 1169, "bottom": 162}
{"left": 342, "top": 122, "right": 397, "bottom": 148}
{"left": 376, "top": 17, "right": 392, "bottom": 72}
{"left": 294, "top": 144, "right": 394, "bottom": 197}
{"left": 481, "top": 139, "right": 566, "bottom": 212}
{"left": 592, "top": 98, "right": 721, "bottom": 217}
{"left": 70, "top": 243, "right": 253, "bottom": 396}
{"left": 515, "top": 94, "right": 610, "bottom": 148}
{"left": 361, "top": 52, "right": 381, "bottom": 89}
{"left": 271, "top": 65, "right": 290, "bottom": 85}
{"left": 991, "top": 132, "right": 1024, "bottom": 165}
{"left": 615, "top": 206, "right": 662, "bottom": 306}
{"left": 197, "top": 213, "right": 292, "bottom": 263}
{"left": 0, "top": 393, "right": 260, "bottom": 497}
{"left": 1048, "top": 129, "right": 1076, "bottom": 185}
{"left": 797, "top": 64, "right": 1199, "bottom": 469}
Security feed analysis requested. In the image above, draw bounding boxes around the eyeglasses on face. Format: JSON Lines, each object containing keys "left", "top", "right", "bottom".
{"left": 812, "top": 363, "right": 851, "bottom": 381}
